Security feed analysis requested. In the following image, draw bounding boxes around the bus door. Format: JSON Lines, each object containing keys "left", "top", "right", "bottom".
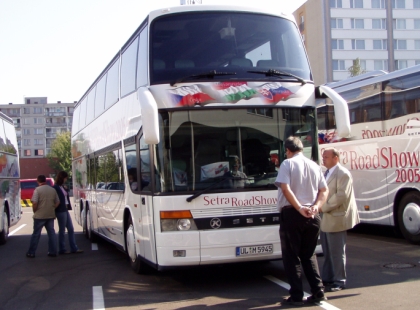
{"left": 138, "top": 136, "right": 156, "bottom": 263}
{"left": 125, "top": 143, "right": 144, "bottom": 258}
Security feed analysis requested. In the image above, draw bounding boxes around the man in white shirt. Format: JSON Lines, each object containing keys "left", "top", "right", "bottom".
{"left": 275, "top": 137, "right": 329, "bottom": 306}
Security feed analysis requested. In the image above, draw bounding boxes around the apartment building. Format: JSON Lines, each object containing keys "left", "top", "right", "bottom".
{"left": 0, "top": 97, "right": 75, "bottom": 158}
{"left": 294, "top": 0, "right": 420, "bottom": 85}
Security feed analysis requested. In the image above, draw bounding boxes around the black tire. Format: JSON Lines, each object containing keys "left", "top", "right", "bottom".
{"left": 397, "top": 192, "right": 420, "bottom": 244}
{"left": 82, "top": 207, "right": 88, "bottom": 238}
{"left": 126, "top": 216, "right": 149, "bottom": 274}
{"left": 85, "top": 207, "right": 98, "bottom": 242}
{"left": 0, "top": 209, "right": 9, "bottom": 245}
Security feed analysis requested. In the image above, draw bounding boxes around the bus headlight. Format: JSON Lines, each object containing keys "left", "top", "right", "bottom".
{"left": 161, "top": 219, "right": 197, "bottom": 231}
{"left": 160, "top": 210, "right": 197, "bottom": 232}
{"left": 177, "top": 219, "right": 191, "bottom": 231}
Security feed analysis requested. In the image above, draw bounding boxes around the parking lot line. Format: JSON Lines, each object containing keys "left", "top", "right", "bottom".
{"left": 9, "top": 224, "right": 26, "bottom": 236}
{"left": 264, "top": 275, "right": 341, "bottom": 310}
{"left": 92, "top": 286, "right": 105, "bottom": 310}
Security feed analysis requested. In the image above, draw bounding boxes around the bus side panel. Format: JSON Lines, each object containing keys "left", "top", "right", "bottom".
{"left": 322, "top": 139, "right": 393, "bottom": 226}
{"left": 1, "top": 119, "right": 21, "bottom": 229}
{"left": 350, "top": 168, "right": 391, "bottom": 225}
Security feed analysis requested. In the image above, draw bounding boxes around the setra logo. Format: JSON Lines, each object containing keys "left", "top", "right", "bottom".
{"left": 210, "top": 218, "right": 222, "bottom": 229}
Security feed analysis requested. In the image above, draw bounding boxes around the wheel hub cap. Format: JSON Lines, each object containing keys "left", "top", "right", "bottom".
{"left": 127, "top": 225, "right": 136, "bottom": 261}
{"left": 403, "top": 203, "right": 420, "bottom": 235}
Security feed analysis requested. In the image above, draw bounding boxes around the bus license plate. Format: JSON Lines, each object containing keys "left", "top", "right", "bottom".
{"left": 236, "top": 244, "right": 273, "bottom": 256}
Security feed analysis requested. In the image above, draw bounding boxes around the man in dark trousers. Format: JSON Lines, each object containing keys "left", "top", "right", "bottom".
{"left": 320, "top": 147, "right": 360, "bottom": 292}
{"left": 275, "top": 136, "right": 329, "bottom": 306}
{"left": 26, "top": 175, "right": 60, "bottom": 258}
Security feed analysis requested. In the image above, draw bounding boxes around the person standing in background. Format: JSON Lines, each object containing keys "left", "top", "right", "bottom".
{"left": 26, "top": 175, "right": 60, "bottom": 258}
{"left": 320, "top": 148, "right": 360, "bottom": 292}
{"left": 54, "top": 171, "right": 83, "bottom": 254}
{"left": 275, "top": 136, "right": 329, "bottom": 306}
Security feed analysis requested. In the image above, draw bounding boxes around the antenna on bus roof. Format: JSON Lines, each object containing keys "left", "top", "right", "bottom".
{"left": 180, "top": 0, "right": 203, "bottom": 5}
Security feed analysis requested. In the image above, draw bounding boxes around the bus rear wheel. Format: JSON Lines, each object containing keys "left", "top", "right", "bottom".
{"left": 0, "top": 210, "right": 9, "bottom": 245}
{"left": 126, "top": 216, "right": 148, "bottom": 274}
{"left": 398, "top": 192, "right": 420, "bottom": 244}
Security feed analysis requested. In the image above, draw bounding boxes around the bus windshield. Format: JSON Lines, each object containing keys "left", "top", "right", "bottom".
{"left": 150, "top": 12, "right": 311, "bottom": 85}
{"left": 156, "top": 107, "right": 317, "bottom": 193}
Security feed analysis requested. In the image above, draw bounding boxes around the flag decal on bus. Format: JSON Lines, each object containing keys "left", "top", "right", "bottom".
{"left": 257, "top": 82, "right": 293, "bottom": 103}
{"left": 169, "top": 85, "right": 214, "bottom": 106}
{"left": 213, "top": 81, "right": 258, "bottom": 102}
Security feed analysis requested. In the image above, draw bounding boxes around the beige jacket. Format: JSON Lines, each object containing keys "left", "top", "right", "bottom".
{"left": 321, "top": 164, "right": 360, "bottom": 232}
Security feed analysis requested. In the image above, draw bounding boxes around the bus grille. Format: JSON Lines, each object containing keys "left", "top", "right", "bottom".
{"left": 191, "top": 205, "right": 278, "bottom": 219}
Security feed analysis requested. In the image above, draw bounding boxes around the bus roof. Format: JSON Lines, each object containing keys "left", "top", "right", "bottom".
{"left": 148, "top": 5, "right": 295, "bottom": 23}
{"left": 331, "top": 65, "right": 420, "bottom": 94}
{"left": 324, "top": 70, "right": 388, "bottom": 89}
{"left": 76, "top": 5, "right": 296, "bottom": 108}
{"left": 0, "top": 111, "right": 14, "bottom": 124}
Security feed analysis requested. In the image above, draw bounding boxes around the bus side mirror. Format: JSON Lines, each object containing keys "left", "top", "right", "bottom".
{"left": 137, "top": 87, "right": 160, "bottom": 144}
{"left": 316, "top": 85, "right": 351, "bottom": 138}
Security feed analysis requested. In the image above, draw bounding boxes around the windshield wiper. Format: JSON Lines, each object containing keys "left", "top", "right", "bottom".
{"left": 186, "top": 176, "right": 247, "bottom": 202}
{"left": 247, "top": 69, "right": 306, "bottom": 85}
{"left": 170, "top": 70, "right": 237, "bottom": 86}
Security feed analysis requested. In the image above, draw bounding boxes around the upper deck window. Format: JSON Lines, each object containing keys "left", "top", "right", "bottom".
{"left": 150, "top": 12, "right": 311, "bottom": 85}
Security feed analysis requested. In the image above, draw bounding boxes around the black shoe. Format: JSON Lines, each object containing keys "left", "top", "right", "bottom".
{"left": 26, "top": 253, "right": 35, "bottom": 258}
{"left": 59, "top": 251, "right": 70, "bottom": 254}
{"left": 47, "top": 253, "right": 57, "bottom": 257}
{"left": 326, "top": 284, "right": 345, "bottom": 292}
{"left": 282, "top": 296, "right": 304, "bottom": 307}
{"left": 306, "top": 290, "right": 327, "bottom": 303}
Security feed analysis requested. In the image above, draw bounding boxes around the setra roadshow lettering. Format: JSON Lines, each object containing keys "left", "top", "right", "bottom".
{"left": 340, "top": 147, "right": 420, "bottom": 170}
{"left": 203, "top": 195, "right": 277, "bottom": 207}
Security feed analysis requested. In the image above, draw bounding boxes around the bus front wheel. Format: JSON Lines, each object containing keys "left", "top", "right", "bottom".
{"left": 85, "top": 208, "right": 97, "bottom": 242}
{"left": 398, "top": 192, "right": 420, "bottom": 244}
{"left": 0, "top": 209, "right": 9, "bottom": 245}
{"left": 126, "top": 217, "right": 148, "bottom": 274}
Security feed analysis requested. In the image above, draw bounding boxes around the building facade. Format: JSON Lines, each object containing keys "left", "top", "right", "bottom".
{"left": 294, "top": 0, "right": 420, "bottom": 85}
{"left": 0, "top": 97, "right": 75, "bottom": 178}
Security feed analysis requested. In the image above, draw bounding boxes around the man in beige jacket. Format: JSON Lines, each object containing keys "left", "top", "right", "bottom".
{"left": 320, "top": 148, "right": 360, "bottom": 292}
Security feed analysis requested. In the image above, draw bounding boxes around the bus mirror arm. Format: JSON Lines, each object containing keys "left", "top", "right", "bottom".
{"left": 137, "top": 87, "right": 160, "bottom": 144}
{"left": 317, "top": 85, "right": 351, "bottom": 138}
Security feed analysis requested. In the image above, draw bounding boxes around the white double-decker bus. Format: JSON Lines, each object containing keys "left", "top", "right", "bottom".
{"left": 71, "top": 4, "right": 350, "bottom": 273}
{"left": 317, "top": 65, "right": 420, "bottom": 244}
{"left": 0, "top": 112, "right": 20, "bottom": 245}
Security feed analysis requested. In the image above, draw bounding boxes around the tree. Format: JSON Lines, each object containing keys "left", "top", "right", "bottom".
{"left": 348, "top": 58, "right": 366, "bottom": 77}
{"left": 47, "top": 131, "right": 72, "bottom": 176}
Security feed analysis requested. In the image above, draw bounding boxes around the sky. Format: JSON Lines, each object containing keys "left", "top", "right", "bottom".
{"left": 0, "top": 0, "right": 306, "bottom": 105}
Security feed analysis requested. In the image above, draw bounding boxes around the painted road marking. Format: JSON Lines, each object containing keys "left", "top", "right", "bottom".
{"left": 264, "top": 275, "right": 341, "bottom": 310}
{"left": 9, "top": 224, "right": 26, "bottom": 236}
{"left": 21, "top": 199, "right": 32, "bottom": 208}
{"left": 93, "top": 286, "right": 105, "bottom": 310}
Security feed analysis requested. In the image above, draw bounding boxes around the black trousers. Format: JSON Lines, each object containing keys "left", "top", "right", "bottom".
{"left": 279, "top": 207, "right": 323, "bottom": 300}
